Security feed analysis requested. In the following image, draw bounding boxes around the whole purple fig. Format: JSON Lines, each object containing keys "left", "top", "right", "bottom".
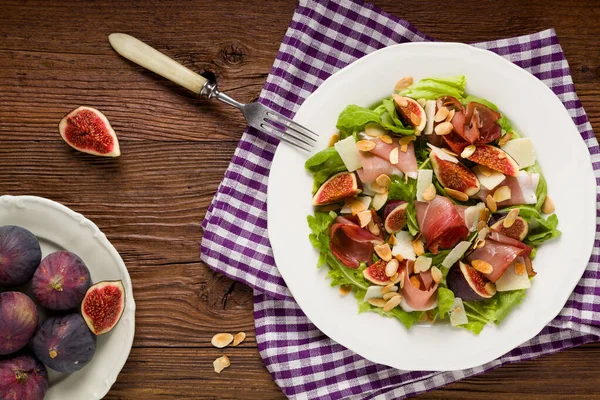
{"left": 0, "top": 225, "right": 42, "bottom": 287}
{"left": 0, "top": 292, "right": 39, "bottom": 355}
{"left": 32, "top": 251, "right": 92, "bottom": 310}
{"left": 0, "top": 355, "right": 48, "bottom": 400}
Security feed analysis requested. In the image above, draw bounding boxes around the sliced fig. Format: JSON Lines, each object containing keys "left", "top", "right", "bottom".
{"left": 362, "top": 260, "right": 391, "bottom": 285}
{"left": 383, "top": 202, "right": 408, "bottom": 234}
{"left": 81, "top": 280, "right": 126, "bottom": 335}
{"left": 465, "top": 145, "right": 519, "bottom": 177}
{"left": 59, "top": 106, "right": 120, "bottom": 157}
{"left": 312, "top": 172, "right": 361, "bottom": 206}
{"left": 490, "top": 216, "right": 529, "bottom": 241}
{"left": 31, "top": 314, "right": 96, "bottom": 373}
{"left": 430, "top": 152, "right": 480, "bottom": 196}
{"left": 393, "top": 95, "right": 426, "bottom": 132}
{"left": 446, "top": 261, "right": 496, "bottom": 301}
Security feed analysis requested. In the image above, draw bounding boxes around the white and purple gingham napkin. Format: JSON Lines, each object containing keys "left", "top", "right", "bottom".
{"left": 201, "top": 0, "right": 600, "bottom": 398}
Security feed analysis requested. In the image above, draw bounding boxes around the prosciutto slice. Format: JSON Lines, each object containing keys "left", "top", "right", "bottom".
{"left": 329, "top": 216, "right": 384, "bottom": 269}
{"left": 356, "top": 152, "right": 396, "bottom": 183}
{"left": 462, "top": 102, "right": 502, "bottom": 144}
{"left": 475, "top": 172, "right": 539, "bottom": 207}
{"left": 369, "top": 139, "right": 418, "bottom": 178}
{"left": 401, "top": 260, "right": 438, "bottom": 311}
{"left": 467, "top": 239, "right": 526, "bottom": 282}
{"left": 489, "top": 231, "right": 532, "bottom": 256}
{"left": 415, "top": 195, "right": 469, "bottom": 254}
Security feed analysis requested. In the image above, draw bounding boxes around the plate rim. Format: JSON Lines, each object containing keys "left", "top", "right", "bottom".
{"left": 0, "top": 194, "right": 136, "bottom": 399}
{"left": 267, "top": 41, "right": 596, "bottom": 371}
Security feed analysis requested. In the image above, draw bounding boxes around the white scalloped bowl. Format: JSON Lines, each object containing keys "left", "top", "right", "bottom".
{"left": 0, "top": 195, "right": 135, "bottom": 400}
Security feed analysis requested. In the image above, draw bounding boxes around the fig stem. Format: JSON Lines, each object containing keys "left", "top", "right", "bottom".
{"left": 15, "top": 370, "right": 28, "bottom": 383}
{"left": 49, "top": 350, "right": 58, "bottom": 359}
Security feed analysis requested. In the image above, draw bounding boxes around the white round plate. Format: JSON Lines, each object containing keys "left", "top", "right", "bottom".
{"left": 268, "top": 42, "right": 596, "bottom": 371}
{"left": 0, "top": 195, "right": 135, "bottom": 399}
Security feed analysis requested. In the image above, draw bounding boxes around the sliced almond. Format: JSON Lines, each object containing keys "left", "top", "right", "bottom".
{"left": 515, "top": 262, "right": 526, "bottom": 276}
{"left": 476, "top": 220, "right": 488, "bottom": 232}
{"left": 399, "top": 135, "right": 416, "bottom": 146}
{"left": 367, "top": 219, "right": 381, "bottom": 236}
{"left": 213, "top": 355, "right": 231, "bottom": 374}
{"left": 350, "top": 199, "right": 368, "bottom": 215}
{"left": 394, "top": 76, "right": 413, "bottom": 91}
{"left": 460, "top": 145, "right": 476, "bottom": 159}
{"left": 368, "top": 298, "right": 387, "bottom": 308}
{"left": 441, "top": 147, "right": 459, "bottom": 157}
{"left": 375, "top": 243, "right": 392, "bottom": 262}
{"left": 409, "top": 275, "right": 421, "bottom": 289}
{"left": 394, "top": 253, "right": 404, "bottom": 262}
{"left": 211, "top": 333, "right": 234, "bottom": 348}
{"left": 475, "top": 239, "right": 486, "bottom": 249}
{"left": 498, "top": 152, "right": 507, "bottom": 159}
{"left": 412, "top": 238, "right": 425, "bottom": 257}
{"left": 357, "top": 140, "right": 376, "bottom": 152}
{"left": 434, "top": 106, "right": 449, "bottom": 122}
{"left": 372, "top": 192, "right": 388, "bottom": 211}
{"left": 383, "top": 291, "right": 401, "bottom": 300}
{"left": 400, "top": 144, "right": 408, "bottom": 153}
{"left": 434, "top": 121, "right": 453, "bottom": 136}
{"left": 383, "top": 295, "right": 403, "bottom": 312}
{"left": 369, "top": 181, "right": 387, "bottom": 194}
{"left": 388, "top": 233, "right": 397, "bottom": 245}
{"left": 486, "top": 194, "right": 497, "bottom": 213}
{"left": 417, "top": 98, "right": 427, "bottom": 107}
{"left": 380, "top": 134, "right": 393, "bottom": 144}
{"left": 392, "top": 94, "right": 408, "bottom": 108}
{"left": 364, "top": 123, "right": 386, "bottom": 137}
{"left": 471, "top": 259, "right": 493, "bottom": 274}
{"left": 445, "top": 109, "right": 456, "bottom": 122}
{"left": 233, "top": 332, "right": 246, "bottom": 346}
{"left": 339, "top": 285, "right": 352, "bottom": 296}
{"left": 503, "top": 208, "right": 520, "bottom": 228}
{"left": 410, "top": 112, "right": 422, "bottom": 126}
{"left": 498, "top": 131, "right": 513, "bottom": 147}
{"left": 389, "top": 147, "right": 399, "bottom": 164}
{"left": 493, "top": 185, "right": 512, "bottom": 203}
{"left": 431, "top": 266, "right": 442, "bottom": 284}
{"left": 478, "top": 165, "right": 493, "bottom": 177}
{"left": 478, "top": 226, "right": 490, "bottom": 242}
{"left": 422, "top": 183, "right": 436, "bottom": 202}
{"left": 445, "top": 188, "right": 469, "bottom": 202}
{"left": 485, "top": 282, "right": 497, "bottom": 296}
{"left": 385, "top": 259, "right": 400, "bottom": 277}
{"left": 381, "top": 282, "right": 396, "bottom": 294}
{"left": 376, "top": 174, "right": 392, "bottom": 188}
{"left": 328, "top": 133, "right": 340, "bottom": 147}
{"left": 542, "top": 196, "right": 555, "bottom": 214}
{"left": 357, "top": 210, "right": 372, "bottom": 227}
{"left": 479, "top": 207, "right": 490, "bottom": 223}
{"left": 396, "top": 271, "right": 406, "bottom": 288}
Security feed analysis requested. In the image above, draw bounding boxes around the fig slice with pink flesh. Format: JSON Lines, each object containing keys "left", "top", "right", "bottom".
{"left": 446, "top": 261, "right": 496, "bottom": 301}
{"left": 465, "top": 145, "right": 519, "bottom": 177}
{"left": 363, "top": 260, "right": 392, "bottom": 285}
{"left": 392, "top": 95, "right": 426, "bottom": 132}
{"left": 59, "top": 106, "right": 120, "bottom": 157}
{"left": 312, "top": 172, "right": 361, "bottom": 206}
{"left": 490, "top": 216, "right": 529, "bottom": 241}
{"left": 384, "top": 202, "right": 408, "bottom": 234}
{"left": 81, "top": 280, "right": 126, "bottom": 335}
{"left": 430, "top": 152, "right": 480, "bottom": 196}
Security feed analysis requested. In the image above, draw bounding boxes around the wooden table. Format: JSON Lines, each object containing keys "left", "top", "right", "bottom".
{"left": 1, "top": 0, "right": 599, "bottom": 398}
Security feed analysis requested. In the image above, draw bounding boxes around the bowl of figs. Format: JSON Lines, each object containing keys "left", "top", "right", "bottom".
{"left": 0, "top": 196, "right": 135, "bottom": 400}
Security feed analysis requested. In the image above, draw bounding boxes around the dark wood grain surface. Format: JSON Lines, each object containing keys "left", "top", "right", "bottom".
{"left": 1, "top": 0, "right": 598, "bottom": 398}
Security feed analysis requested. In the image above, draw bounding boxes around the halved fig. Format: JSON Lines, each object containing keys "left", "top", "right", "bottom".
{"left": 465, "top": 145, "right": 519, "bottom": 177}
{"left": 81, "top": 280, "right": 125, "bottom": 335}
{"left": 393, "top": 95, "right": 426, "bottom": 132}
{"left": 363, "top": 260, "right": 391, "bottom": 285}
{"left": 490, "top": 216, "right": 529, "bottom": 241}
{"left": 312, "top": 172, "right": 361, "bottom": 206}
{"left": 430, "top": 152, "right": 480, "bottom": 196}
{"left": 384, "top": 202, "right": 408, "bottom": 234}
{"left": 59, "top": 106, "right": 120, "bottom": 157}
{"left": 446, "top": 261, "right": 496, "bottom": 301}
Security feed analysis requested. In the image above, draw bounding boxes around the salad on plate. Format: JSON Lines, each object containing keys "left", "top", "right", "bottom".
{"left": 306, "top": 76, "right": 561, "bottom": 334}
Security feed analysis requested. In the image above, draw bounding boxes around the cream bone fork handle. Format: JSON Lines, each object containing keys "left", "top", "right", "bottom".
{"left": 108, "top": 33, "right": 318, "bottom": 151}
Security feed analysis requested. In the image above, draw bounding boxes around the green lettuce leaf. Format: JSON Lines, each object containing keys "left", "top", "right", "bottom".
{"left": 307, "top": 212, "right": 336, "bottom": 269}
{"left": 379, "top": 98, "right": 414, "bottom": 136}
{"left": 437, "top": 287, "right": 455, "bottom": 319}
{"left": 336, "top": 105, "right": 381, "bottom": 138}
{"left": 388, "top": 176, "right": 419, "bottom": 235}
{"left": 462, "top": 289, "right": 526, "bottom": 334}
{"left": 464, "top": 95, "right": 499, "bottom": 112}
{"left": 304, "top": 147, "right": 347, "bottom": 193}
{"left": 400, "top": 76, "right": 467, "bottom": 100}
{"left": 496, "top": 205, "right": 561, "bottom": 246}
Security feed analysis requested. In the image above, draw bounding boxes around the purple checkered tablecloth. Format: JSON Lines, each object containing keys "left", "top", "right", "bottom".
{"left": 201, "top": 0, "right": 600, "bottom": 398}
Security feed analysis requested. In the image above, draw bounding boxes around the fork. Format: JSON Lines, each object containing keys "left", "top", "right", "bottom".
{"left": 108, "top": 33, "right": 318, "bottom": 151}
